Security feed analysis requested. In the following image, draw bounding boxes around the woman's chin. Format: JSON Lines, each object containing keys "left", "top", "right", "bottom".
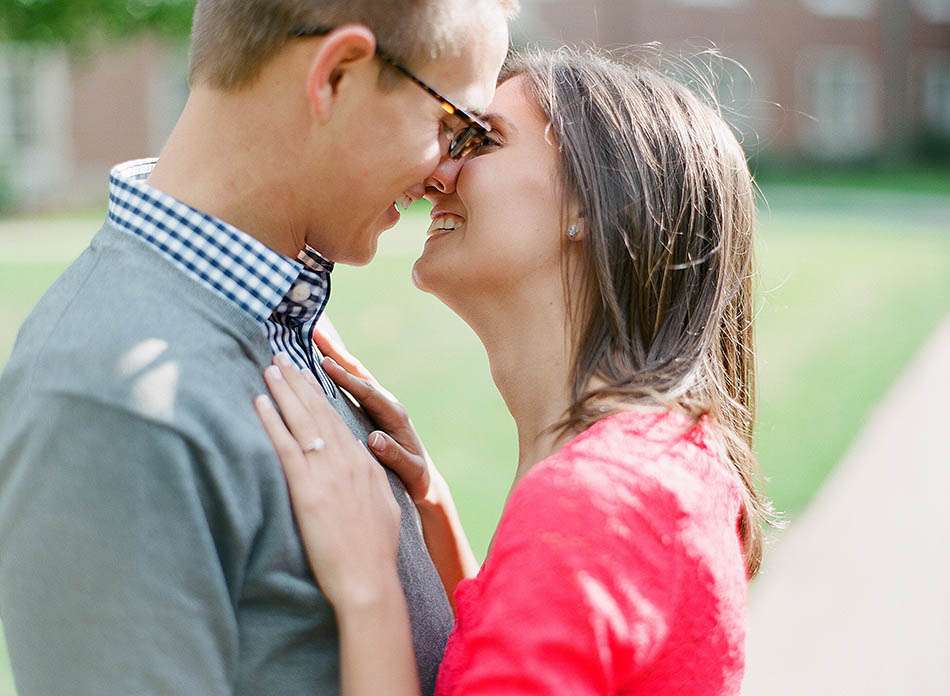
{"left": 411, "top": 251, "right": 461, "bottom": 299}
{"left": 411, "top": 255, "right": 441, "bottom": 295}
{"left": 410, "top": 262, "right": 431, "bottom": 293}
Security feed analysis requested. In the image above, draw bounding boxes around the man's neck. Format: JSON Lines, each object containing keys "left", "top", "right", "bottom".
{"left": 146, "top": 88, "right": 306, "bottom": 259}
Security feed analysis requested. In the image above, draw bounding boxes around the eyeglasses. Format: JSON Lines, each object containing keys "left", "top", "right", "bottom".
{"left": 290, "top": 26, "right": 494, "bottom": 159}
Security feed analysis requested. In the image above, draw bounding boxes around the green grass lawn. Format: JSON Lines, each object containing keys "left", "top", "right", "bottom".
{"left": 0, "top": 186, "right": 948, "bottom": 693}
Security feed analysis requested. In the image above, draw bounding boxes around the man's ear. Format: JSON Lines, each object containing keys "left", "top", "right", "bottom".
{"left": 305, "top": 25, "right": 377, "bottom": 124}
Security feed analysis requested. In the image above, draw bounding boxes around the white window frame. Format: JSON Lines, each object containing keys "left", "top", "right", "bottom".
{"left": 912, "top": 0, "right": 950, "bottom": 23}
{"left": 147, "top": 42, "right": 190, "bottom": 156}
{"left": 672, "top": 0, "right": 744, "bottom": 7}
{"left": 709, "top": 47, "right": 775, "bottom": 151}
{"left": 797, "top": 45, "right": 881, "bottom": 158}
{"left": 922, "top": 52, "right": 950, "bottom": 134}
{"left": 0, "top": 43, "right": 73, "bottom": 208}
{"left": 801, "top": 0, "right": 877, "bottom": 19}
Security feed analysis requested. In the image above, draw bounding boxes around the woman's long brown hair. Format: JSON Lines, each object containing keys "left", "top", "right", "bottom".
{"left": 503, "top": 47, "right": 776, "bottom": 577}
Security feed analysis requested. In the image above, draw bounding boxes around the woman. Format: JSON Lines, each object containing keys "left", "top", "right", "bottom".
{"left": 254, "top": 47, "right": 772, "bottom": 695}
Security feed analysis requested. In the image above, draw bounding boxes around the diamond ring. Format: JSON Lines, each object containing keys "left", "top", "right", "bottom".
{"left": 302, "top": 437, "right": 326, "bottom": 454}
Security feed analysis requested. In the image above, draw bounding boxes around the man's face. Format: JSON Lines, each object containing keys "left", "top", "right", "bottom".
{"left": 312, "top": 8, "right": 510, "bottom": 266}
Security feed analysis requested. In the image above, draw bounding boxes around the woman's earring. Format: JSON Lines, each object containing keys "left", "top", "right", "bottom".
{"left": 567, "top": 224, "right": 579, "bottom": 240}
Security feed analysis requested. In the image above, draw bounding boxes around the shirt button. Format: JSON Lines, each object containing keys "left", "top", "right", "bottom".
{"left": 290, "top": 282, "right": 312, "bottom": 302}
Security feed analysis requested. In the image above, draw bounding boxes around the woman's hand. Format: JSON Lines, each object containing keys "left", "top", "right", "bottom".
{"left": 313, "top": 327, "right": 479, "bottom": 603}
{"left": 314, "top": 326, "right": 447, "bottom": 509}
{"left": 254, "top": 353, "right": 402, "bottom": 610}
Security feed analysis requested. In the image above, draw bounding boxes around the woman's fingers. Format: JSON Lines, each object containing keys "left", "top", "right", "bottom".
{"left": 255, "top": 371, "right": 405, "bottom": 608}
{"left": 368, "top": 431, "right": 429, "bottom": 502}
{"left": 264, "top": 356, "right": 344, "bottom": 447}
{"left": 321, "top": 357, "right": 408, "bottom": 432}
{"left": 313, "top": 322, "right": 373, "bottom": 382}
{"left": 320, "top": 356, "right": 375, "bottom": 400}
{"left": 253, "top": 394, "right": 309, "bottom": 484}
{"left": 272, "top": 355, "right": 333, "bottom": 417}
{"left": 262, "top": 355, "right": 433, "bottom": 506}
{"left": 263, "top": 363, "right": 317, "bottom": 443}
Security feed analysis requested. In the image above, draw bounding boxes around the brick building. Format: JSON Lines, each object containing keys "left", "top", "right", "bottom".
{"left": 0, "top": 0, "right": 948, "bottom": 211}
{"left": 0, "top": 38, "right": 187, "bottom": 210}
{"left": 515, "top": 0, "right": 950, "bottom": 162}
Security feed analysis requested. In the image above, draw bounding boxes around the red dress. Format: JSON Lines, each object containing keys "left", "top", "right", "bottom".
{"left": 435, "top": 409, "right": 747, "bottom": 695}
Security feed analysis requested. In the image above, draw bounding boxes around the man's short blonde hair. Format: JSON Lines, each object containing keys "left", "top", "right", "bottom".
{"left": 189, "top": 0, "right": 519, "bottom": 90}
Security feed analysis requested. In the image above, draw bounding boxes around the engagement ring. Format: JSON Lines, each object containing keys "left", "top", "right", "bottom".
{"left": 303, "top": 437, "right": 326, "bottom": 453}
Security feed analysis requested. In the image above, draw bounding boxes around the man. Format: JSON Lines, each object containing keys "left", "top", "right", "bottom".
{"left": 0, "top": 0, "right": 513, "bottom": 693}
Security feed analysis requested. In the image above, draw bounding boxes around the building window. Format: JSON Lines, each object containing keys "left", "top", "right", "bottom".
{"left": 8, "top": 56, "right": 38, "bottom": 153}
{"left": 672, "top": 0, "right": 743, "bottom": 7}
{"left": 0, "top": 44, "right": 72, "bottom": 207}
{"left": 913, "top": 0, "right": 950, "bottom": 23}
{"left": 685, "top": 49, "right": 775, "bottom": 153}
{"left": 801, "top": 0, "right": 876, "bottom": 19}
{"left": 798, "top": 47, "right": 880, "bottom": 158}
{"left": 923, "top": 57, "right": 950, "bottom": 134}
{"left": 148, "top": 42, "right": 190, "bottom": 155}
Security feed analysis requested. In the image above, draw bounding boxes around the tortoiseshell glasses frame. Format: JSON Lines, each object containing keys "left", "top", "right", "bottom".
{"left": 290, "top": 26, "right": 494, "bottom": 159}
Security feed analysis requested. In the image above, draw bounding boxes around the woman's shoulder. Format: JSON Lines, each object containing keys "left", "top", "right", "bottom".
{"left": 509, "top": 408, "right": 742, "bottom": 535}
{"left": 445, "top": 409, "right": 748, "bottom": 689}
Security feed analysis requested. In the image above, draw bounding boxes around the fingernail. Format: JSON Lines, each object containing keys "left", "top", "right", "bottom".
{"left": 266, "top": 365, "right": 283, "bottom": 381}
{"left": 369, "top": 432, "right": 385, "bottom": 451}
{"left": 275, "top": 352, "right": 293, "bottom": 367}
{"left": 255, "top": 394, "right": 273, "bottom": 409}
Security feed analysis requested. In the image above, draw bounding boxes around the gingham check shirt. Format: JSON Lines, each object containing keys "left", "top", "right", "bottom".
{"left": 108, "top": 158, "right": 338, "bottom": 396}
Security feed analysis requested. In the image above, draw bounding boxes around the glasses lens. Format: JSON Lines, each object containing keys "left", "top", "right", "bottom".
{"left": 449, "top": 126, "right": 479, "bottom": 159}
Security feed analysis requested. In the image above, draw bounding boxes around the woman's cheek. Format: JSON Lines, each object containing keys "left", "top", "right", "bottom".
{"left": 455, "top": 157, "right": 484, "bottom": 201}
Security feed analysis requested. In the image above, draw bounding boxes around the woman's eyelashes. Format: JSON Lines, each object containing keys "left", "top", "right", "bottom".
{"left": 438, "top": 115, "right": 506, "bottom": 157}
{"left": 474, "top": 115, "right": 511, "bottom": 156}
{"left": 470, "top": 133, "right": 503, "bottom": 156}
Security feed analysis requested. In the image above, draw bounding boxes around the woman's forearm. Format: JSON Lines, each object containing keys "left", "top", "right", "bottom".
{"left": 417, "top": 475, "right": 480, "bottom": 611}
{"left": 336, "top": 574, "right": 420, "bottom": 696}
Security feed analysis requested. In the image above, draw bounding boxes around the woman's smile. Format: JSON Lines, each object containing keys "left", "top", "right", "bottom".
{"left": 426, "top": 211, "right": 466, "bottom": 238}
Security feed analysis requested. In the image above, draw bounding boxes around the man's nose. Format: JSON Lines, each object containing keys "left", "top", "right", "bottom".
{"left": 424, "top": 155, "right": 465, "bottom": 195}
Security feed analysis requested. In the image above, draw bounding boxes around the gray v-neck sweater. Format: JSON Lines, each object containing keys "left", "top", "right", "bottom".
{"left": 0, "top": 223, "right": 453, "bottom": 695}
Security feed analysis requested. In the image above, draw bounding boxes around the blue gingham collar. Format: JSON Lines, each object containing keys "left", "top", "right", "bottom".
{"left": 107, "top": 158, "right": 333, "bottom": 327}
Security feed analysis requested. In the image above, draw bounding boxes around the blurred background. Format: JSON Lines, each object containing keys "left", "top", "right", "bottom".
{"left": 0, "top": 1, "right": 948, "bottom": 694}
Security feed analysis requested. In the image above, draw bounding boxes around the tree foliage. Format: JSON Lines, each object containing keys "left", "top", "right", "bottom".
{"left": 0, "top": 0, "right": 194, "bottom": 45}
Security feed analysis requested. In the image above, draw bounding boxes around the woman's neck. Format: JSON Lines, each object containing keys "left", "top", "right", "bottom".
{"left": 465, "top": 287, "right": 577, "bottom": 483}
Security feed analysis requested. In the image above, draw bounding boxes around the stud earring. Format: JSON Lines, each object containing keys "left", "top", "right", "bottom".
{"left": 567, "top": 224, "right": 579, "bottom": 239}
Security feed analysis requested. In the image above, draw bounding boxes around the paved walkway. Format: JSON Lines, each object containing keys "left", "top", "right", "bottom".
{"left": 742, "top": 317, "right": 950, "bottom": 695}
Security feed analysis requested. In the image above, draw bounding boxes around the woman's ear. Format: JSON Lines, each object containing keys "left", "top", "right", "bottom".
{"left": 305, "top": 24, "right": 377, "bottom": 124}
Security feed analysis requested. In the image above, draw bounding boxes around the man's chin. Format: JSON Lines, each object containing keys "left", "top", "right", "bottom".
{"left": 375, "top": 202, "right": 401, "bottom": 232}
{"left": 343, "top": 247, "right": 376, "bottom": 268}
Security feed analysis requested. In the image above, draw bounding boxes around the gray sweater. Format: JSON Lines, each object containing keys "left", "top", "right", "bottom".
{"left": 0, "top": 223, "right": 453, "bottom": 695}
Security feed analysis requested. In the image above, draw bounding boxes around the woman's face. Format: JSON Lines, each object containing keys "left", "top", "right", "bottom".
{"left": 413, "top": 76, "right": 566, "bottom": 310}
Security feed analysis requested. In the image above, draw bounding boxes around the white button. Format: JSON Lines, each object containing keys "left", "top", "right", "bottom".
{"left": 290, "top": 282, "right": 312, "bottom": 302}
